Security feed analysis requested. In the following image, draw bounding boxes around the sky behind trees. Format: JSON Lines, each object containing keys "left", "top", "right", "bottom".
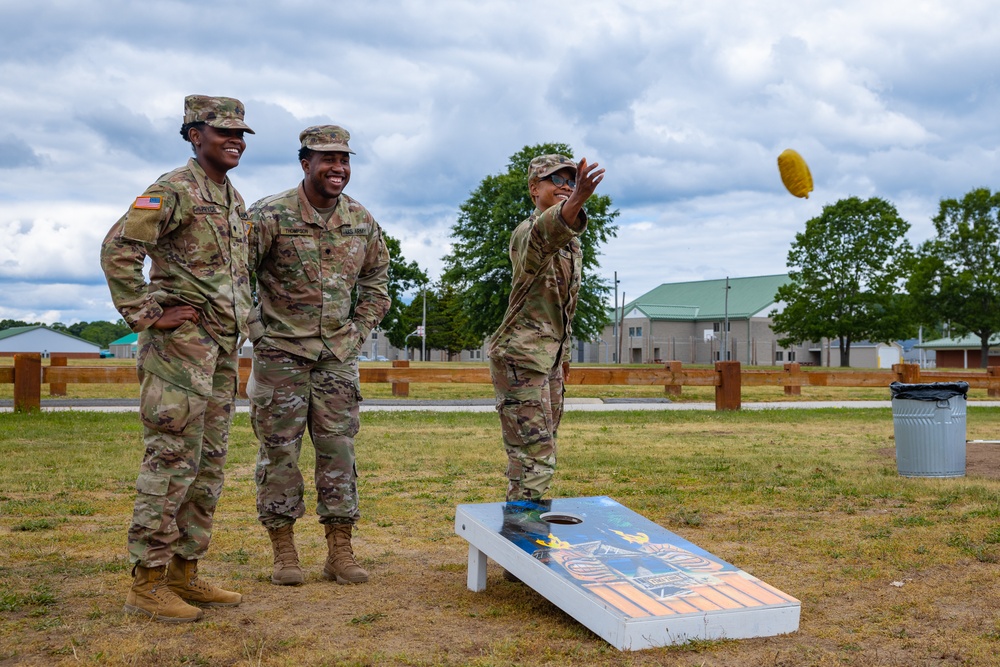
{"left": 2, "top": 1, "right": 999, "bottom": 324}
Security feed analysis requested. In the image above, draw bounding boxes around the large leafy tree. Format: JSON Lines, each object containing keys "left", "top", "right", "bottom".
{"left": 907, "top": 188, "right": 1000, "bottom": 368}
{"left": 771, "top": 196, "right": 914, "bottom": 367}
{"left": 442, "top": 143, "right": 619, "bottom": 343}
{"left": 381, "top": 233, "right": 429, "bottom": 350}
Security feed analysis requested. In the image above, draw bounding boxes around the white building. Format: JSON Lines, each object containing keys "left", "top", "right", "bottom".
{"left": 0, "top": 326, "right": 101, "bottom": 358}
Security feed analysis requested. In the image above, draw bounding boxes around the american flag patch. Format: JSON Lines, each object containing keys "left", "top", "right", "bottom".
{"left": 133, "top": 196, "right": 162, "bottom": 210}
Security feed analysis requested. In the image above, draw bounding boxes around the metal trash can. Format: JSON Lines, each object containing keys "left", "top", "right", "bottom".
{"left": 889, "top": 381, "right": 969, "bottom": 478}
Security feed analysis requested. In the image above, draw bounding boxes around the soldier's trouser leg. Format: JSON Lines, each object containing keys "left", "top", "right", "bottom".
{"left": 548, "top": 363, "right": 565, "bottom": 442}
{"left": 128, "top": 329, "right": 232, "bottom": 567}
{"left": 308, "top": 351, "right": 361, "bottom": 525}
{"left": 490, "top": 359, "right": 557, "bottom": 502}
{"left": 173, "top": 351, "right": 237, "bottom": 560}
{"left": 250, "top": 345, "right": 312, "bottom": 530}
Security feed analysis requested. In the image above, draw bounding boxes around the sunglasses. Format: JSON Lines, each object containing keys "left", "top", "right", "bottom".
{"left": 545, "top": 174, "right": 576, "bottom": 188}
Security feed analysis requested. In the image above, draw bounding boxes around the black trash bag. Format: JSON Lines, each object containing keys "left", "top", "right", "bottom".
{"left": 889, "top": 381, "right": 969, "bottom": 401}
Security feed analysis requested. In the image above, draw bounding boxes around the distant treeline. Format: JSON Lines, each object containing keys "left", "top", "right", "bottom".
{"left": 0, "top": 319, "right": 131, "bottom": 350}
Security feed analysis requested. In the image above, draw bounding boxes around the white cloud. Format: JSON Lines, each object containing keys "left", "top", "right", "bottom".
{"left": 0, "top": 0, "right": 998, "bottom": 323}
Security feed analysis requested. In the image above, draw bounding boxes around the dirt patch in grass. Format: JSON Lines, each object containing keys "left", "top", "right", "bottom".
{"left": 879, "top": 440, "right": 1000, "bottom": 479}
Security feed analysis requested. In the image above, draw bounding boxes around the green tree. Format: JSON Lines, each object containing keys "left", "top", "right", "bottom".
{"left": 395, "top": 282, "right": 481, "bottom": 360}
{"left": 382, "top": 233, "right": 429, "bottom": 350}
{"left": 907, "top": 188, "right": 1000, "bottom": 368}
{"left": 0, "top": 319, "right": 34, "bottom": 331}
{"left": 78, "top": 320, "right": 131, "bottom": 348}
{"left": 432, "top": 281, "right": 482, "bottom": 359}
{"left": 395, "top": 287, "right": 430, "bottom": 360}
{"left": 441, "top": 143, "right": 619, "bottom": 343}
{"left": 771, "top": 196, "right": 914, "bottom": 367}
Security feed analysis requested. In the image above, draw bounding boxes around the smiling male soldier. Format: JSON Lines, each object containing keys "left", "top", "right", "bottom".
{"left": 246, "top": 125, "right": 390, "bottom": 586}
{"left": 488, "top": 154, "right": 604, "bottom": 509}
{"left": 101, "top": 95, "right": 253, "bottom": 622}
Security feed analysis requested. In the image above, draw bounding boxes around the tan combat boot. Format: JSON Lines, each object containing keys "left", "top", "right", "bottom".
{"left": 322, "top": 523, "right": 369, "bottom": 584}
{"left": 124, "top": 564, "right": 204, "bottom": 623}
{"left": 165, "top": 556, "right": 242, "bottom": 607}
{"left": 267, "top": 524, "right": 304, "bottom": 586}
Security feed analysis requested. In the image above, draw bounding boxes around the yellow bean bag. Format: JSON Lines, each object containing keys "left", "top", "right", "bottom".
{"left": 777, "top": 149, "right": 813, "bottom": 199}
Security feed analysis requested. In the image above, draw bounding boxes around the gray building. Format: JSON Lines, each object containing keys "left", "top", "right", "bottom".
{"left": 583, "top": 275, "right": 806, "bottom": 365}
{"left": 581, "top": 274, "right": 908, "bottom": 368}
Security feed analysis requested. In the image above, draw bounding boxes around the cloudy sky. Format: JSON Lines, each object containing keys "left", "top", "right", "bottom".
{"left": 2, "top": 0, "right": 999, "bottom": 325}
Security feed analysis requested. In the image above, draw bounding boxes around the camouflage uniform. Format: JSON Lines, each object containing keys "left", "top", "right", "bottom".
{"left": 487, "top": 155, "right": 587, "bottom": 501}
{"left": 100, "top": 96, "right": 254, "bottom": 568}
{"left": 247, "top": 126, "right": 390, "bottom": 530}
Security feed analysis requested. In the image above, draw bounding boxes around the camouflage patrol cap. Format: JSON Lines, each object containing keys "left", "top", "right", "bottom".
{"left": 528, "top": 154, "right": 577, "bottom": 184}
{"left": 183, "top": 95, "right": 255, "bottom": 134}
{"left": 299, "top": 125, "right": 356, "bottom": 154}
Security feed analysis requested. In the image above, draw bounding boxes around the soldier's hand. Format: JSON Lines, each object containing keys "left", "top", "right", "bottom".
{"left": 571, "top": 158, "right": 605, "bottom": 200}
{"left": 562, "top": 361, "right": 570, "bottom": 383}
{"left": 153, "top": 305, "right": 200, "bottom": 329}
{"left": 561, "top": 158, "right": 605, "bottom": 229}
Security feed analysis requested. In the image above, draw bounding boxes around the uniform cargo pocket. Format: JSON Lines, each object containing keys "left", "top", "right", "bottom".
{"left": 133, "top": 471, "right": 171, "bottom": 530}
{"left": 247, "top": 374, "right": 275, "bottom": 408}
{"left": 139, "top": 374, "right": 197, "bottom": 435}
{"left": 136, "top": 471, "right": 170, "bottom": 496}
{"left": 499, "top": 386, "right": 550, "bottom": 448}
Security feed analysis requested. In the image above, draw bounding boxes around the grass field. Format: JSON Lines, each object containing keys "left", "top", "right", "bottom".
{"left": 3, "top": 405, "right": 1000, "bottom": 665}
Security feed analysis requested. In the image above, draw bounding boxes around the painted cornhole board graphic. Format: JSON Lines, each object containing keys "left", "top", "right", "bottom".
{"left": 455, "top": 496, "right": 800, "bottom": 651}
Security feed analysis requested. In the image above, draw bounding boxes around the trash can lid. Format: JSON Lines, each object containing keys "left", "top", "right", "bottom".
{"left": 889, "top": 381, "right": 969, "bottom": 401}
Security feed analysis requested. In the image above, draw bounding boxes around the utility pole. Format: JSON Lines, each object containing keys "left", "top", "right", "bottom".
{"left": 618, "top": 291, "right": 625, "bottom": 364}
{"left": 613, "top": 271, "right": 620, "bottom": 364}
{"left": 421, "top": 286, "right": 427, "bottom": 362}
{"left": 723, "top": 276, "right": 731, "bottom": 362}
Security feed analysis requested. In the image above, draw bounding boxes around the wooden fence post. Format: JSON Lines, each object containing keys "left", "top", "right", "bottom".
{"left": 238, "top": 357, "right": 251, "bottom": 399}
{"left": 392, "top": 359, "right": 410, "bottom": 397}
{"left": 49, "top": 355, "right": 68, "bottom": 396}
{"left": 989, "top": 366, "right": 1000, "bottom": 398}
{"left": 664, "top": 360, "right": 682, "bottom": 397}
{"left": 783, "top": 362, "right": 801, "bottom": 396}
{"left": 715, "top": 360, "right": 741, "bottom": 411}
{"left": 14, "top": 353, "right": 42, "bottom": 413}
{"left": 892, "top": 363, "right": 920, "bottom": 384}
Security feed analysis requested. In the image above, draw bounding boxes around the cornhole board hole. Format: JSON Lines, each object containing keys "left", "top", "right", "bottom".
{"left": 455, "top": 496, "right": 800, "bottom": 651}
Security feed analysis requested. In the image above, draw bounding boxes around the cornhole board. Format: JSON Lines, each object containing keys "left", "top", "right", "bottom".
{"left": 455, "top": 496, "right": 800, "bottom": 651}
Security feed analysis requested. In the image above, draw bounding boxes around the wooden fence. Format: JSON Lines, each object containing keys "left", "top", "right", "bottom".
{"left": 4, "top": 354, "right": 1000, "bottom": 413}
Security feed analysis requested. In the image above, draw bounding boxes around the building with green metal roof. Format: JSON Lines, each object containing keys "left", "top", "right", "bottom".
{"left": 586, "top": 274, "right": 901, "bottom": 368}
{"left": 108, "top": 332, "right": 139, "bottom": 359}
{"left": 915, "top": 334, "right": 1000, "bottom": 368}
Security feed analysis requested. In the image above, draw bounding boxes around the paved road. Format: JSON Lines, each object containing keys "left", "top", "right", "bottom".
{"left": 5, "top": 398, "right": 1000, "bottom": 413}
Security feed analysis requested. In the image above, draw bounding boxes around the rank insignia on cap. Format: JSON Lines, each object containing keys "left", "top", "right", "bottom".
{"left": 133, "top": 196, "right": 162, "bottom": 210}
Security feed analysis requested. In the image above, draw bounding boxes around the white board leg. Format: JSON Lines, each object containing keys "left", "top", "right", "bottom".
{"left": 467, "top": 544, "right": 487, "bottom": 592}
